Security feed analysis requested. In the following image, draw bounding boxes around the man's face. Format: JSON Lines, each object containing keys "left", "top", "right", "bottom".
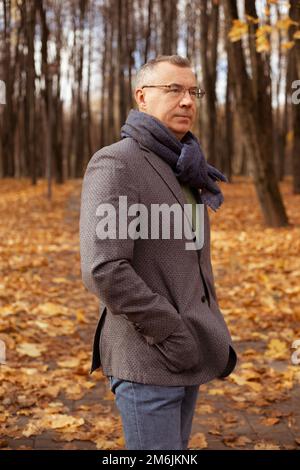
{"left": 135, "top": 62, "right": 198, "bottom": 141}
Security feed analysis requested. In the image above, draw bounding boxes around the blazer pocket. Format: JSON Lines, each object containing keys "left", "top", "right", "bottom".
{"left": 154, "top": 321, "right": 203, "bottom": 373}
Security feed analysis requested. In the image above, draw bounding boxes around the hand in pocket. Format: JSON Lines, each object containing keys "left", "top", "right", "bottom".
{"left": 154, "top": 321, "right": 203, "bottom": 373}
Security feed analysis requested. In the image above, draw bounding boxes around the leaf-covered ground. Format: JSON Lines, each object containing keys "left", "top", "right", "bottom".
{"left": 0, "top": 177, "right": 299, "bottom": 450}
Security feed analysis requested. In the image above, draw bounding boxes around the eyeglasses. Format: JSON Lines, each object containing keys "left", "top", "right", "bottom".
{"left": 141, "top": 83, "right": 206, "bottom": 100}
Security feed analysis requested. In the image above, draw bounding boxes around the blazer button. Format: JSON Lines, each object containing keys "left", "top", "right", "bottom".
{"left": 134, "top": 322, "right": 142, "bottom": 331}
{"left": 201, "top": 295, "right": 206, "bottom": 303}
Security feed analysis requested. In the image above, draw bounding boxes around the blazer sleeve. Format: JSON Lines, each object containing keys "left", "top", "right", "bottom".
{"left": 201, "top": 205, "right": 218, "bottom": 303}
{"left": 79, "top": 149, "right": 184, "bottom": 346}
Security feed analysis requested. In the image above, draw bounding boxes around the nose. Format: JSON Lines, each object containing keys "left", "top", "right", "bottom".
{"left": 179, "top": 89, "right": 194, "bottom": 106}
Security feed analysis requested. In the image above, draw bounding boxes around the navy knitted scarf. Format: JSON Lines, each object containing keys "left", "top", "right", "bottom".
{"left": 121, "top": 109, "right": 228, "bottom": 212}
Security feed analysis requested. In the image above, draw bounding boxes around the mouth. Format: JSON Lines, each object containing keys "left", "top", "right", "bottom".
{"left": 175, "top": 116, "right": 191, "bottom": 120}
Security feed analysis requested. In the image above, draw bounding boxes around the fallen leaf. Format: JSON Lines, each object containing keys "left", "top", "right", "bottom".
{"left": 16, "top": 343, "right": 46, "bottom": 358}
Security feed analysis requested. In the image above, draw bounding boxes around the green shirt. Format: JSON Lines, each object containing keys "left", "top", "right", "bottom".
{"left": 179, "top": 182, "right": 198, "bottom": 232}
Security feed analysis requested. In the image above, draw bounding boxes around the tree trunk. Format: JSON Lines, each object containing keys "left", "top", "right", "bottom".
{"left": 199, "top": 0, "right": 219, "bottom": 166}
{"left": 74, "top": 0, "right": 87, "bottom": 177}
{"left": 160, "top": 0, "right": 178, "bottom": 54}
{"left": 289, "top": 0, "right": 300, "bottom": 194}
{"left": 1, "top": 0, "right": 16, "bottom": 177}
{"left": 224, "top": 53, "right": 233, "bottom": 181}
{"left": 117, "top": 0, "right": 127, "bottom": 129}
{"left": 223, "top": 0, "right": 289, "bottom": 227}
{"left": 23, "top": 0, "right": 36, "bottom": 184}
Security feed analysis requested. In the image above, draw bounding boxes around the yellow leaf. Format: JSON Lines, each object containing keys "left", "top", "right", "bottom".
{"left": 22, "top": 422, "right": 41, "bottom": 437}
{"left": 286, "top": 130, "right": 293, "bottom": 143}
{"left": 33, "top": 302, "right": 68, "bottom": 317}
{"left": 265, "top": 339, "right": 288, "bottom": 360}
{"left": 281, "top": 41, "right": 295, "bottom": 50}
{"left": 256, "top": 33, "right": 271, "bottom": 53}
{"left": 256, "top": 25, "right": 272, "bottom": 37}
{"left": 95, "top": 437, "right": 122, "bottom": 450}
{"left": 208, "top": 388, "right": 225, "bottom": 396}
{"left": 247, "top": 381, "right": 263, "bottom": 392}
{"left": 17, "top": 342, "right": 46, "bottom": 358}
{"left": 189, "top": 432, "right": 208, "bottom": 450}
{"left": 230, "top": 374, "right": 247, "bottom": 386}
{"left": 41, "top": 414, "right": 84, "bottom": 430}
{"left": 196, "top": 404, "right": 215, "bottom": 414}
{"left": 228, "top": 20, "right": 248, "bottom": 42}
{"left": 64, "top": 383, "right": 84, "bottom": 400}
{"left": 57, "top": 358, "right": 80, "bottom": 368}
{"left": 52, "top": 277, "right": 69, "bottom": 284}
{"left": 294, "top": 30, "right": 300, "bottom": 39}
{"left": 245, "top": 14, "right": 259, "bottom": 24}
{"left": 276, "top": 17, "right": 298, "bottom": 30}
{"left": 34, "top": 320, "right": 50, "bottom": 330}
{"left": 76, "top": 309, "right": 88, "bottom": 324}
{"left": 254, "top": 441, "right": 280, "bottom": 450}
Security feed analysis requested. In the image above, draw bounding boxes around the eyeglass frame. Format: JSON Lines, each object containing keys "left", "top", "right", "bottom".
{"left": 141, "top": 83, "right": 206, "bottom": 100}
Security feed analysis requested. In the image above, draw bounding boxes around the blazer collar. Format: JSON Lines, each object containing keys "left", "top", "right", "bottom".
{"left": 139, "top": 142, "right": 187, "bottom": 209}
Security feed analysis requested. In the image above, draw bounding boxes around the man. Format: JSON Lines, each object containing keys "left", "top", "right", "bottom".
{"left": 79, "top": 55, "right": 237, "bottom": 450}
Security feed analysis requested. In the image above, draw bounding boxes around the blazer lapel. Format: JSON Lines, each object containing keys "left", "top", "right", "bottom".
{"left": 139, "top": 143, "right": 204, "bottom": 240}
{"left": 139, "top": 144, "right": 187, "bottom": 209}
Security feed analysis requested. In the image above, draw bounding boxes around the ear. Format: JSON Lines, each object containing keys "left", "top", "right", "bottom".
{"left": 134, "top": 88, "right": 147, "bottom": 111}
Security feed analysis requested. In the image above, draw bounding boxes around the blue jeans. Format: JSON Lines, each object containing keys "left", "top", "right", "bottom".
{"left": 108, "top": 376, "right": 200, "bottom": 450}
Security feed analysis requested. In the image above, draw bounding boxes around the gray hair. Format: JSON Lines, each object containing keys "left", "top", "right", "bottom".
{"left": 134, "top": 55, "right": 193, "bottom": 90}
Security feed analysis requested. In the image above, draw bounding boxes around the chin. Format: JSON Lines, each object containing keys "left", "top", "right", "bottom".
{"left": 173, "top": 126, "right": 189, "bottom": 135}
{"left": 173, "top": 121, "right": 189, "bottom": 129}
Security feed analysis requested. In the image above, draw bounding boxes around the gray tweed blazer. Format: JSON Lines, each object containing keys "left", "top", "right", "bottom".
{"left": 79, "top": 137, "right": 237, "bottom": 386}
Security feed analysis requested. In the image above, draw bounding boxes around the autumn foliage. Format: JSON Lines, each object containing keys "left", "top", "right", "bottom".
{"left": 0, "top": 178, "right": 300, "bottom": 449}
